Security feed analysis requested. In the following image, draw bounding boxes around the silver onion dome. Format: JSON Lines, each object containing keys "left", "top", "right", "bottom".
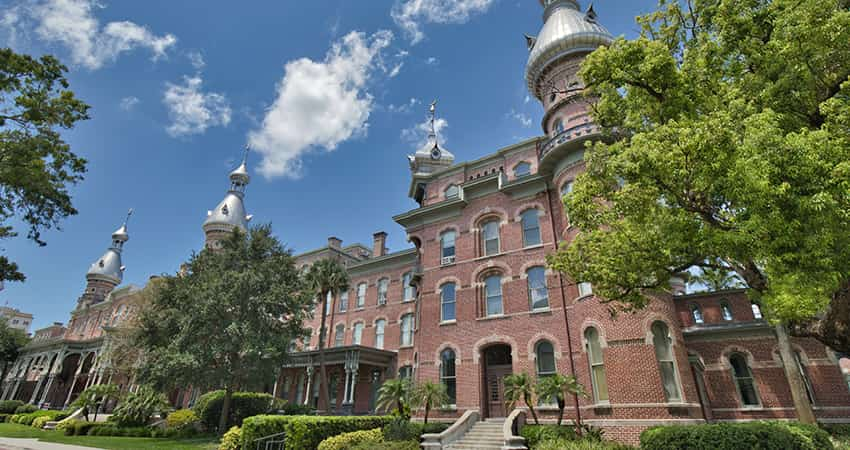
{"left": 203, "top": 150, "right": 252, "bottom": 234}
{"left": 87, "top": 211, "right": 132, "bottom": 284}
{"left": 525, "top": 0, "right": 614, "bottom": 96}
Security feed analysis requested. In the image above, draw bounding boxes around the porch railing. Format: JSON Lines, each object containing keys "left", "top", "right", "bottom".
{"left": 254, "top": 431, "right": 286, "bottom": 450}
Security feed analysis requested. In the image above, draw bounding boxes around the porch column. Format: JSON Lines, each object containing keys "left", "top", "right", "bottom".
{"left": 29, "top": 374, "right": 46, "bottom": 404}
{"left": 347, "top": 369, "right": 358, "bottom": 404}
{"left": 342, "top": 369, "right": 351, "bottom": 406}
{"left": 39, "top": 374, "right": 56, "bottom": 406}
{"left": 303, "top": 366, "right": 314, "bottom": 405}
{"left": 64, "top": 354, "right": 88, "bottom": 408}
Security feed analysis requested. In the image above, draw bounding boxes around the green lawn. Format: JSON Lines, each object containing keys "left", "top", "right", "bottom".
{"left": 0, "top": 423, "right": 219, "bottom": 450}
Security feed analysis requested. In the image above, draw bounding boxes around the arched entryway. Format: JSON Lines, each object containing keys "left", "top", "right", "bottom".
{"left": 480, "top": 344, "right": 512, "bottom": 418}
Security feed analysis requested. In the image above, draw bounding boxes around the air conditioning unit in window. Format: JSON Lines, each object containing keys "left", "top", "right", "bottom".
{"left": 441, "top": 256, "right": 456, "bottom": 265}
{"left": 378, "top": 296, "right": 387, "bottom": 306}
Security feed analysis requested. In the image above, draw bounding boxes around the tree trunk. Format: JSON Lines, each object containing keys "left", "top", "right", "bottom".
{"left": 557, "top": 399, "right": 565, "bottom": 426}
{"left": 789, "top": 278, "right": 850, "bottom": 354}
{"left": 317, "top": 290, "right": 331, "bottom": 413}
{"left": 524, "top": 393, "right": 539, "bottom": 425}
{"left": 218, "top": 385, "right": 233, "bottom": 434}
{"left": 775, "top": 323, "right": 816, "bottom": 424}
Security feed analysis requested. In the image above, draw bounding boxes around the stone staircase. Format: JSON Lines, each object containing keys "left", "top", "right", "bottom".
{"left": 446, "top": 418, "right": 508, "bottom": 450}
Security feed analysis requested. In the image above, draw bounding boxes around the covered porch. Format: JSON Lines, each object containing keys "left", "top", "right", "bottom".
{"left": 276, "top": 345, "right": 396, "bottom": 415}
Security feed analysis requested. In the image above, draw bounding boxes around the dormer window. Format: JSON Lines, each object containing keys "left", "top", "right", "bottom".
{"left": 445, "top": 184, "right": 459, "bottom": 199}
{"left": 514, "top": 162, "right": 531, "bottom": 178}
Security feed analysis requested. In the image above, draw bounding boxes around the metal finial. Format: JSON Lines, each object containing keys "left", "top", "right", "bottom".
{"left": 124, "top": 208, "right": 134, "bottom": 226}
{"left": 428, "top": 100, "right": 438, "bottom": 138}
{"left": 242, "top": 145, "right": 250, "bottom": 165}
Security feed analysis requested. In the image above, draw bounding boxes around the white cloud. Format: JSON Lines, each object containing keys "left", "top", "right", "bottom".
{"left": 119, "top": 96, "right": 139, "bottom": 110}
{"left": 4, "top": 0, "right": 177, "bottom": 70}
{"left": 188, "top": 51, "right": 205, "bottom": 70}
{"left": 401, "top": 114, "right": 448, "bottom": 149}
{"left": 426, "top": 56, "right": 439, "bottom": 65}
{"left": 163, "top": 75, "right": 231, "bottom": 137}
{"left": 524, "top": 95, "right": 530, "bottom": 104}
{"left": 388, "top": 97, "right": 421, "bottom": 114}
{"left": 391, "top": 0, "right": 494, "bottom": 44}
{"left": 388, "top": 61, "right": 404, "bottom": 77}
{"left": 507, "top": 109, "right": 532, "bottom": 127}
{"left": 247, "top": 30, "right": 394, "bottom": 179}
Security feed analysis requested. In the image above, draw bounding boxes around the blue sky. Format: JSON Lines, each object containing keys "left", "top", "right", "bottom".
{"left": 1, "top": 0, "right": 658, "bottom": 330}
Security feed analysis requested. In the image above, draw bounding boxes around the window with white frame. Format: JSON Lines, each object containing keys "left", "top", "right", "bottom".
{"left": 482, "top": 220, "right": 500, "bottom": 256}
{"left": 521, "top": 209, "right": 541, "bottom": 247}
{"left": 356, "top": 283, "right": 366, "bottom": 308}
{"left": 441, "top": 283, "right": 456, "bottom": 322}
{"left": 339, "top": 291, "right": 348, "bottom": 312}
{"left": 485, "top": 275, "right": 503, "bottom": 316}
{"left": 527, "top": 267, "right": 549, "bottom": 310}
{"left": 720, "top": 302, "right": 733, "bottom": 321}
{"left": 729, "top": 353, "right": 760, "bottom": 407}
{"left": 585, "top": 327, "right": 609, "bottom": 403}
{"left": 377, "top": 278, "right": 389, "bottom": 305}
{"left": 691, "top": 304, "right": 704, "bottom": 324}
{"left": 441, "top": 231, "right": 456, "bottom": 265}
{"left": 400, "top": 314, "right": 414, "bottom": 347}
{"left": 536, "top": 340, "right": 557, "bottom": 404}
{"left": 325, "top": 291, "right": 333, "bottom": 315}
{"left": 514, "top": 162, "right": 531, "bottom": 178}
{"left": 402, "top": 272, "right": 417, "bottom": 301}
{"left": 751, "top": 303, "right": 763, "bottom": 319}
{"left": 441, "top": 349, "right": 457, "bottom": 405}
{"left": 353, "top": 322, "right": 364, "bottom": 345}
{"left": 334, "top": 324, "right": 345, "bottom": 347}
{"left": 651, "top": 321, "right": 682, "bottom": 402}
{"left": 578, "top": 282, "right": 593, "bottom": 298}
{"left": 375, "top": 319, "right": 386, "bottom": 349}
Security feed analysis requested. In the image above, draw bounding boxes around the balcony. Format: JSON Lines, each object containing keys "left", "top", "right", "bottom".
{"left": 539, "top": 123, "right": 602, "bottom": 161}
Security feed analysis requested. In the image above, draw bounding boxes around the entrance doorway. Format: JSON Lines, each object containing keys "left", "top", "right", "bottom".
{"left": 482, "top": 344, "right": 512, "bottom": 418}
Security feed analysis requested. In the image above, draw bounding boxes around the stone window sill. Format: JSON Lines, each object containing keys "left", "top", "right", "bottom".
{"left": 476, "top": 314, "right": 507, "bottom": 322}
{"left": 399, "top": 344, "right": 414, "bottom": 350}
{"left": 402, "top": 298, "right": 416, "bottom": 303}
{"left": 522, "top": 243, "right": 544, "bottom": 251}
{"left": 530, "top": 307, "right": 551, "bottom": 315}
{"left": 439, "top": 320, "right": 457, "bottom": 326}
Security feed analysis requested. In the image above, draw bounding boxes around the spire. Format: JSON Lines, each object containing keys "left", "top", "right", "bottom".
{"left": 204, "top": 147, "right": 253, "bottom": 237}
{"left": 87, "top": 210, "right": 132, "bottom": 285}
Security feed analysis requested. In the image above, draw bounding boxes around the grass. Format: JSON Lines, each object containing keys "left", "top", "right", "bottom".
{"left": 0, "top": 423, "right": 219, "bottom": 450}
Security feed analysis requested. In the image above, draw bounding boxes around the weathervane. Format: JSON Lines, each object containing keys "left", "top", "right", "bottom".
{"left": 428, "top": 100, "right": 437, "bottom": 138}
{"left": 242, "top": 144, "right": 250, "bottom": 165}
{"left": 124, "top": 208, "right": 134, "bottom": 226}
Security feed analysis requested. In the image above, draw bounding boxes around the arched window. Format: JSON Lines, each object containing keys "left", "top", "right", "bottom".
{"left": 527, "top": 267, "right": 549, "bottom": 310}
{"left": 399, "top": 365, "right": 413, "bottom": 380}
{"left": 514, "top": 162, "right": 531, "bottom": 178}
{"left": 485, "top": 275, "right": 503, "bottom": 316}
{"left": 729, "top": 353, "right": 760, "bottom": 407}
{"left": 339, "top": 291, "right": 349, "bottom": 312}
{"left": 400, "top": 314, "right": 414, "bottom": 347}
{"left": 691, "top": 305, "right": 704, "bottom": 324}
{"left": 585, "top": 328, "right": 609, "bottom": 403}
{"left": 334, "top": 324, "right": 345, "bottom": 347}
{"left": 536, "top": 341, "right": 556, "bottom": 378}
{"left": 445, "top": 184, "right": 459, "bottom": 199}
{"left": 356, "top": 283, "right": 366, "bottom": 308}
{"left": 720, "top": 302, "right": 733, "bottom": 321}
{"left": 578, "top": 282, "right": 593, "bottom": 298}
{"left": 651, "top": 321, "right": 682, "bottom": 402}
{"left": 375, "top": 319, "right": 386, "bottom": 350}
{"left": 441, "top": 231, "right": 456, "bottom": 265}
{"left": 440, "top": 349, "right": 457, "bottom": 405}
{"left": 751, "top": 303, "right": 763, "bottom": 319}
{"left": 481, "top": 220, "right": 500, "bottom": 256}
{"left": 441, "top": 283, "right": 456, "bottom": 322}
{"left": 377, "top": 278, "right": 389, "bottom": 305}
{"left": 352, "top": 322, "right": 364, "bottom": 345}
{"left": 521, "top": 209, "right": 541, "bottom": 247}
{"left": 553, "top": 118, "right": 564, "bottom": 135}
{"left": 402, "top": 272, "right": 417, "bottom": 301}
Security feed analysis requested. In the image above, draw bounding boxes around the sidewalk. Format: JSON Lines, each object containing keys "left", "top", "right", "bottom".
{"left": 0, "top": 437, "right": 102, "bottom": 450}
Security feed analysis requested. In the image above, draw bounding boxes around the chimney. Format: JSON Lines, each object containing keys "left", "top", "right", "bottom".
{"left": 373, "top": 232, "right": 387, "bottom": 257}
{"left": 328, "top": 237, "right": 342, "bottom": 250}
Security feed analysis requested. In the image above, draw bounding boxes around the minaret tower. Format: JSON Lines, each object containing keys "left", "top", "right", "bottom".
{"left": 406, "top": 100, "right": 455, "bottom": 205}
{"left": 79, "top": 209, "right": 132, "bottom": 308}
{"left": 525, "top": 0, "right": 613, "bottom": 143}
{"left": 203, "top": 146, "right": 253, "bottom": 248}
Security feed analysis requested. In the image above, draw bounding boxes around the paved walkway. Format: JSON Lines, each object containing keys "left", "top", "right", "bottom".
{"left": 0, "top": 437, "right": 102, "bottom": 450}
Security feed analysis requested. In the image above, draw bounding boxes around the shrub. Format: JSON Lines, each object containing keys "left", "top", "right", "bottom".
{"left": 111, "top": 385, "right": 169, "bottom": 427}
{"left": 275, "top": 401, "right": 314, "bottom": 416}
{"left": 14, "top": 404, "right": 37, "bottom": 414}
{"left": 167, "top": 408, "right": 200, "bottom": 431}
{"left": 640, "top": 421, "right": 833, "bottom": 450}
{"left": 241, "top": 415, "right": 394, "bottom": 450}
{"left": 12, "top": 410, "right": 55, "bottom": 426}
{"left": 86, "top": 424, "right": 155, "bottom": 437}
{"left": 382, "top": 418, "right": 449, "bottom": 441}
{"left": 57, "top": 419, "right": 81, "bottom": 435}
{"left": 521, "top": 424, "right": 578, "bottom": 448}
{"left": 824, "top": 424, "right": 850, "bottom": 439}
{"left": 0, "top": 413, "right": 9, "bottom": 422}
{"left": 71, "top": 420, "right": 99, "bottom": 436}
{"left": 219, "top": 426, "right": 243, "bottom": 450}
{"left": 31, "top": 416, "right": 51, "bottom": 429}
{"left": 536, "top": 438, "right": 634, "bottom": 450}
{"left": 318, "top": 428, "right": 383, "bottom": 450}
{"left": 193, "top": 390, "right": 275, "bottom": 431}
{"left": 351, "top": 440, "right": 419, "bottom": 450}
{"left": 0, "top": 400, "right": 24, "bottom": 414}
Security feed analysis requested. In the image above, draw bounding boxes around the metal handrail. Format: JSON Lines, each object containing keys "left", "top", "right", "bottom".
{"left": 254, "top": 431, "right": 286, "bottom": 450}
{"left": 539, "top": 123, "right": 601, "bottom": 159}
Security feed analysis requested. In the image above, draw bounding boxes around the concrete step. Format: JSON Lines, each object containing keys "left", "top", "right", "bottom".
{"left": 463, "top": 430, "right": 504, "bottom": 438}
{"left": 43, "top": 421, "right": 59, "bottom": 430}
{"left": 448, "top": 444, "right": 502, "bottom": 450}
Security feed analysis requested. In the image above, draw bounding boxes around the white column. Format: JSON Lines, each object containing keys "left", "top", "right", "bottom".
{"left": 348, "top": 370, "right": 358, "bottom": 404}
{"left": 342, "top": 369, "right": 351, "bottom": 404}
{"left": 303, "top": 367, "right": 314, "bottom": 405}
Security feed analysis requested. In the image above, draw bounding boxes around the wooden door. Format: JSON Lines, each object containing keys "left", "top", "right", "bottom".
{"left": 486, "top": 365, "right": 512, "bottom": 418}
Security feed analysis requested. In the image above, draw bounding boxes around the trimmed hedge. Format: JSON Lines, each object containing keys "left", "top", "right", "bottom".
{"left": 521, "top": 424, "right": 578, "bottom": 449}
{"left": 167, "top": 408, "right": 200, "bottom": 431}
{"left": 318, "top": 428, "right": 383, "bottom": 450}
{"left": 0, "top": 413, "right": 9, "bottom": 422}
{"left": 351, "top": 440, "right": 418, "bottom": 450}
{"left": 219, "top": 426, "right": 243, "bottom": 450}
{"left": 640, "top": 421, "right": 833, "bottom": 450}
{"left": 10, "top": 410, "right": 57, "bottom": 426}
{"left": 0, "top": 400, "right": 24, "bottom": 414}
{"left": 381, "top": 418, "right": 448, "bottom": 441}
{"left": 193, "top": 390, "right": 277, "bottom": 430}
{"left": 536, "top": 439, "right": 633, "bottom": 450}
{"left": 241, "top": 415, "right": 394, "bottom": 450}
{"left": 14, "top": 404, "right": 37, "bottom": 414}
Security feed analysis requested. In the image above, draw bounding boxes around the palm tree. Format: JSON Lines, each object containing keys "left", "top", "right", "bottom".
{"left": 72, "top": 383, "right": 121, "bottom": 421}
{"left": 376, "top": 378, "right": 411, "bottom": 418}
{"left": 503, "top": 373, "right": 539, "bottom": 425}
{"left": 305, "top": 258, "right": 349, "bottom": 413}
{"left": 410, "top": 381, "right": 449, "bottom": 424}
{"left": 536, "top": 374, "right": 587, "bottom": 427}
